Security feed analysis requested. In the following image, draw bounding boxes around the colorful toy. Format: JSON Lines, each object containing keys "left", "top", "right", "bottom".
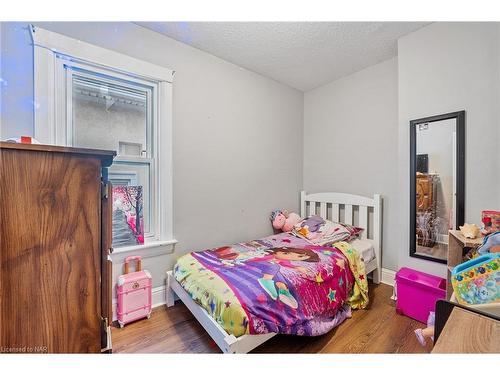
{"left": 477, "top": 231, "right": 500, "bottom": 255}
{"left": 451, "top": 253, "right": 500, "bottom": 305}
{"left": 116, "top": 256, "right": 152, "bottom": 328}
{"left": 270, "top": 210, "right": 301, "bottom": 232}
{"left": 295, "top": 216, "right": 326, "bottom": 241}
{"left": 459, "top": 223, "right": 480, "bottom": 239}
{"left": 481, "top": 210, "right": 500, "bottom": 235}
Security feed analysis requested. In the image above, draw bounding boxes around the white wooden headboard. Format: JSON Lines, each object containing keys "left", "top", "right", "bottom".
{"left": 300, "top": 191, "right": 382, "bottom": 283}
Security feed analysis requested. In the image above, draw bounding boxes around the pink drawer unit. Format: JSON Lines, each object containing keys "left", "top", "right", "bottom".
{"left": 116, "top": 256, "right": 152, "bottom": 328}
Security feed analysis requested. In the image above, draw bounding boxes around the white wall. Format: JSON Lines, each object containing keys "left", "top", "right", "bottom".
{"left": 398, "top": 22, "right": 500, "bottom": 277}
{"left": 303, "top": 58, "right": 399, "bottom": 270}
{"left": 0, "top": 23, "right": 34, "bottom": 139}
{"left": 1, "top": 22, "right": 304, "bottom": 297}
{"left": 0, "top": 24, "right": 2, "bottom": 131}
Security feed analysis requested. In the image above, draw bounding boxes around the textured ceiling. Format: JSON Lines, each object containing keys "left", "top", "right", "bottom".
{"left": 135, "top": 22, "right": 429, "bottom": 91}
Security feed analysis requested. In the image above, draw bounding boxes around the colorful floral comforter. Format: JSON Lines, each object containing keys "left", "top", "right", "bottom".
{"left": 174, "top": 233, "right": 368, "bottom": 337}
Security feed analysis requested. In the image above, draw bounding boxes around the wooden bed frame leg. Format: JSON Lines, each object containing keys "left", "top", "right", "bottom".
{"left": 166, "top": 272, "right": 176, "bottom": 307}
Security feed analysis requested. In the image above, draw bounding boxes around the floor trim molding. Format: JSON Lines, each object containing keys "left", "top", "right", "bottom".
{"left": 381, "top": 268, "right": 396, "bottom": 286}
{"left": 381, "top": 268, "right": 397, "bottom": 300}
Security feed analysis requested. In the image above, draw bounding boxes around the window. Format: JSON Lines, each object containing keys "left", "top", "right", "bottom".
{"left": 68, "top": 64, "right": 156, "bottom": 237}
{"left": 31, "top": 25, "right": 175, "bottom": 251}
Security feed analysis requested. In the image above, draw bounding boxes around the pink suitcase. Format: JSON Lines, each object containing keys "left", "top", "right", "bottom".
{"left": 116, "top": 256, "right": 152, "bottom": 328}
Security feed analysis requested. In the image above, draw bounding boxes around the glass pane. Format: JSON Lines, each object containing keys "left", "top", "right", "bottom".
{"left": 69, "top": 68, "right": 156, "bottom": 243}
{"left": 415, "top": 118, "right": 456, "bottom": 261}
{"left": 109, "top": 161, "right": 152, "bottom": 238}
{"left": 72, "top": 74, "right": 149, "bottom": 157}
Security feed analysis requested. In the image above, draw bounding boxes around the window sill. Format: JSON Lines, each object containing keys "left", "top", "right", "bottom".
{"left": 110, "top": 239, "right": 177, "bottom": 262}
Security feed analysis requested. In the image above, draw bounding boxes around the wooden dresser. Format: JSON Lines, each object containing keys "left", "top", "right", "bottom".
{"left": 0, "top": 142, "right": 116, "bottom": 353}
{"left": 416, "top": 173, "right": 435, "bottom": 212}
{"left": 415, "top": 173, "right": 438, "bottom": 247}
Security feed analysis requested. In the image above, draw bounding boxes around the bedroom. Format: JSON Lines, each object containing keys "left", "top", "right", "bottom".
{"left": 1, "top": 0, "right": 499, "bottom": 372}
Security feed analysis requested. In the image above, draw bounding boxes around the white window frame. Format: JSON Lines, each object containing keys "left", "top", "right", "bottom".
{"left": 30, "top": 25, "right": 176, "bottom": 253}
{"left": 67, "top": 63, "right": 158, "bottom": 238}
{"left": 108, "top": 171, "right": 139, "bottom": 187}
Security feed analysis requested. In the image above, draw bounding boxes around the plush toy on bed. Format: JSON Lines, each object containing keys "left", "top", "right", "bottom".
{"left": 270, "top": 209, "right": 301, "bottom": 232}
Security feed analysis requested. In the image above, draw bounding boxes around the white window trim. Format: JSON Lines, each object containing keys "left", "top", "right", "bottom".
{"left": 108, "top": 170, "right": 139, "bottom": 186}
{"left": 30, "top": 25, "right": 176, "bottom": 253}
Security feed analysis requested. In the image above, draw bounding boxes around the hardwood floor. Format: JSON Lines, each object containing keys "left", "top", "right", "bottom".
{"left": 111, "top": 283, "right": 431, "bottom": 354}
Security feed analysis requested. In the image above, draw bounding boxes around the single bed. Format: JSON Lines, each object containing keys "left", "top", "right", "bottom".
{"left": 166, "top": 191, "right": 382, "bottom": 353}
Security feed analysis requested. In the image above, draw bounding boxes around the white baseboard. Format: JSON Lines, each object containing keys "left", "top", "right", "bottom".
{"left": 380, "top": 268, "right": 396, "bottom": 287}
{"left": 380, "top": 268, "right": 397, "bottom": 300}
{"left": 151, "top": 285, "right": 168, "bottom": 308}
{"left": 112, "top": 285, "right": 167, "bottom": 322}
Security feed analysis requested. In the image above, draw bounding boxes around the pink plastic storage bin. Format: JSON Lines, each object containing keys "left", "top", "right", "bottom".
{"left": 396, "top": 267, "right": 446, "bottom": 323}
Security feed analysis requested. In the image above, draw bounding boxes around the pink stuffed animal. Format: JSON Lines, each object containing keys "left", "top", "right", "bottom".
{"left": 270, "top": 210, "right": 301, "bottom": 232}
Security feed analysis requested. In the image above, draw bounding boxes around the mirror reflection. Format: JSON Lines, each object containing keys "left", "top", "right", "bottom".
{"left": 415, "top": 119, "right": 455, "bottom": 260}
{"left": 410, "top": 111, "right": 465, "bottom": 263}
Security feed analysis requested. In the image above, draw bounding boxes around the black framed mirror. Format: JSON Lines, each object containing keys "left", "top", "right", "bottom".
{"left": 410, "top": 111, "right": 465, "bottom": 263}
